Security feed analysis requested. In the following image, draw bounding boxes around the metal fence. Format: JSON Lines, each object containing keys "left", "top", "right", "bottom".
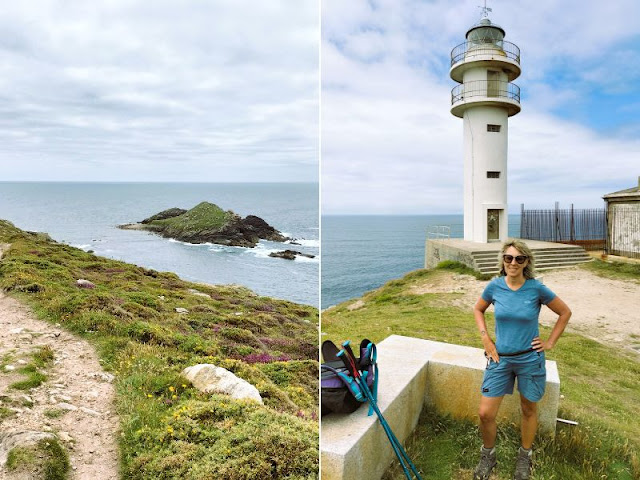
{"left": 607, "top": 203, "right": 640, "bottom": 259}
{"left": 450, "top": 40, "right": 521, "bottom": 66}
{"left": 451, "top": 80, "right": 520, "bottom": 105}
{"left": 520, "top": 203, "right": 606, "bottom": 251}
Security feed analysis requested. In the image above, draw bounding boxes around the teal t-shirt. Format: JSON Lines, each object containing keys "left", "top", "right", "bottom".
{"left": 481, "top": 277, "right": 556, "bottom": 354}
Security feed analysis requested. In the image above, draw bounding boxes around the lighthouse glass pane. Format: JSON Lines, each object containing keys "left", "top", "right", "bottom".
{"left": 468, "top": 27, "right": 504, "bottom": 46}
{"left": 488, "top": 209, "right": 500, "bottom": 241}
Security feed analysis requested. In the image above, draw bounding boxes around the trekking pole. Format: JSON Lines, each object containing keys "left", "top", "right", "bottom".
{"left": 341, "top": 344, "right": 422, "bottom": 480}
{"left": 335, "top": 349, "right": 412, "bottom": 478}
{"left": 338, "top": 347, "right": 423, "bottom": 480}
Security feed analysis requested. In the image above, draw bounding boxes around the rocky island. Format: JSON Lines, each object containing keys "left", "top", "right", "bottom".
{"left": 119, "top": 201, "right": 288, "bottom": 247}
{"left": 269, "top": 250, "right": 316, "bottom": 260}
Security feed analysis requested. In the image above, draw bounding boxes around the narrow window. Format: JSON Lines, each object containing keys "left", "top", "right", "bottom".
{"left": 487, "top": 171, "right": 500, "bottom": 178}
{"left": 487, "top": 124, "right": 501, "bottom": 132}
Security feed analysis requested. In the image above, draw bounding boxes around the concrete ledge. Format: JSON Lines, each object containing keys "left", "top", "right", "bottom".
{"left": 425, "top": 238, "right": 590, "bottom": 274}
{"left": 321, "top": 335, "right": 560, "bottom": 480}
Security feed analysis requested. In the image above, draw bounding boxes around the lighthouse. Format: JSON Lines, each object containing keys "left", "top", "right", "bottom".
{"left": 450, "top": 7, "right": 521, "bottom": 243}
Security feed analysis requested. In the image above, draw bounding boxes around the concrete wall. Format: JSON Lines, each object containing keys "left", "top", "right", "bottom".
{"left": 425, "top": 345, "right": 559, "bottom": 435}
{"left": 425, "top": 238, "right": 477, "bottom": 269}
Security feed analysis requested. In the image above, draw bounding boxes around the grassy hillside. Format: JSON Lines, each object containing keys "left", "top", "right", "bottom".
{"left": 149, "top": 201, "right": 234, "bottom": 234}
{"left": 0, "top": 220, "right": 318, "bottom": 479}
{"left": 322, "top": 266, "right": 640, "bottom": 480}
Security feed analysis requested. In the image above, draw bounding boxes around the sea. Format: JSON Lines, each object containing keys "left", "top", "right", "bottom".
{"left": 321, "top": 214, "right": 521, "bottom": 309}
{"left": 0, "top": 182, "right": 319, "bottom": 307}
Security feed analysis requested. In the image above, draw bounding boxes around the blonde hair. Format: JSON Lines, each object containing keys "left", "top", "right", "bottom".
{"left": 497, "top": 239, "right": 536, "bottom": 279}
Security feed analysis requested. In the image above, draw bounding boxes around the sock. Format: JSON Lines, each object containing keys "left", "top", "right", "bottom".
{"left": 482, "top": 446, "right": 495, "bottom": 455}
{"left": 519, "top": 446, "right": 532, "bottom": 456}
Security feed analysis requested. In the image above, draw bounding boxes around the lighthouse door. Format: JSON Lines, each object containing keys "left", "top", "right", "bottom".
{"left": 487, "top": 209, "right": 500, "bottom": 241}
{"left": 487, "top": 71, "right": 499, "bottom": 97}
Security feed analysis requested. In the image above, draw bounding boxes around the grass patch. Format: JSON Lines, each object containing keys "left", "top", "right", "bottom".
{"left": 44, "top": 409, "right": 67, "bottom": 419}
{"left": 10, "top": 364, "right": 47, "bottom": 390}
{"left": 6, "top": 438, "right": 70, "bottom": 480}
{"left": 0, "top": 406, "right": 17, "bottom": 421}
{"left": 32, "top": 345, "right": 55, "bottom": 368}
{"left": 322, "top": 267, "right": 640, "bottom": 479}
{"left": 435, "top": 260, "right": 494, "bottom": 280}
{"left": 0, "top": 219, "right": 318, "bottom": 479}
{"left": 383, "top": 409, "right": 639, "bottom": 480}
{"left": 1, "top": 352, "right": 15, "bottom": 371}
{"left": 150, "top": 201, "right": 232, "bottom": 232}
{"left": 581, "top": 258, "right": 640, "bottom": 283}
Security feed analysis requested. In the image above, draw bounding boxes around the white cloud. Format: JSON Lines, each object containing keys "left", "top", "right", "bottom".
{"left": 322, "top": 0, "right": 640, "bottom": 214}
{"left": 0, "top": 0, "right": 319, "bottom": 182}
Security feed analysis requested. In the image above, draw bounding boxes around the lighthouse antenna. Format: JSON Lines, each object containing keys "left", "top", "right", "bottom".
{"left": 478, "top": 0, "right": 492, "bottom": 19}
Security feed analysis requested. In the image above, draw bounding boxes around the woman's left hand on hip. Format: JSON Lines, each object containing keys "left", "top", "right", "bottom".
{"left": 532, "top": 336, "right": 552, "bottom": 352}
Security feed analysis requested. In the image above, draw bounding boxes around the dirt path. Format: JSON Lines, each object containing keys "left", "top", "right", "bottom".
{"left": 410, "top": 267, "right": 640, "bottom": 354}
{"left": 0, "top": 245, "right": 119, "bottom": 479}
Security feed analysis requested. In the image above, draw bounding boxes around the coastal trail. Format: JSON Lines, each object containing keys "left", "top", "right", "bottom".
{"left": 0, "top": 244, "right": 119, "bottom": 479}
{"left": 409, "top": 266, "right": 640, "bottom": 354}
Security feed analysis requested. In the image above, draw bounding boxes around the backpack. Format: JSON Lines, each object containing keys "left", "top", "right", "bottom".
{"left": 321, "top": 339, "right": 378, "bottom": 416}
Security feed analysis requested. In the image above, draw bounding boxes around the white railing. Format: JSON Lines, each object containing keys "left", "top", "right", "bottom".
{"left": 427, "top": 225, "right": 451, "bottom": 239}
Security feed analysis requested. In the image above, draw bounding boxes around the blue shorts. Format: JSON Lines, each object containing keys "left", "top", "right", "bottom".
{"left": 481, "top": 351, "right": 546, "bottom": 402}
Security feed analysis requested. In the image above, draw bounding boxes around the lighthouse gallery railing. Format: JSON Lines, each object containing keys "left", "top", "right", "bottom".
{"left": 450, "top": 40, "right": 520, "bottom": 67}
{"left": 451, "top": 80, "right": 520, "bottom": 105}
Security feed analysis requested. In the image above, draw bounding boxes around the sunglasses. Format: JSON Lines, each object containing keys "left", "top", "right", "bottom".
{"left": 503, "top": 254, "right": 528, "bottom": 264}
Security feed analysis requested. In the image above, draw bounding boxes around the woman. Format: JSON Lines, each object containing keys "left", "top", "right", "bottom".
{"left": 472, "top": 239, "right": 571, "bottom": 480}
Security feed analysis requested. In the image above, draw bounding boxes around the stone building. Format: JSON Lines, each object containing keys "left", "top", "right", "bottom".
{"left": 603, "top": 177, "right": 640, "bottom": 259}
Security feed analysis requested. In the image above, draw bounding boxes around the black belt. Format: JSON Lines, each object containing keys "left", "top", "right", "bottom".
{"left": 496, "top": 348, "right": 535, "bottom": 357}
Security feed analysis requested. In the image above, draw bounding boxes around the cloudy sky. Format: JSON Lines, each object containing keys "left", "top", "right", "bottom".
{"left": 0, "top": 1, "right": 318, "bottom": 182}
{"left": 322, "top": 0, "right": 640, "bottom": 214}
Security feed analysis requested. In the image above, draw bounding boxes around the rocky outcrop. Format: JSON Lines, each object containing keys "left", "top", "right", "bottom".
{"left": 182, "top": 364, "right": 263, "bottom": 404}
{"left": 269, "top": 250, "right": 316, "bottom": 260}
{"left": 0, "top": 431, "right": 57, "bottom": 466}
{"left": 140, "top": 208, "right": 187, "bottom": 224}
{"left": 118, "top": 202, "right": 288, "bottom": 248}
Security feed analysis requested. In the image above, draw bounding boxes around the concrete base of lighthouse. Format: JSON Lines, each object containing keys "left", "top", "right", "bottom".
{"left": 425, "top": 238, "right": 592, "bottom": 276}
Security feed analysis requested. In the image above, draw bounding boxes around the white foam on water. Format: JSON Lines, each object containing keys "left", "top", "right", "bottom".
{"left": 168, "top": 238, "right": 213, "bottom": 247}
{"left": 252, "top": 244, "right": 281, "bottom": 258}
{"left": 295, "top": 255, "right": 319, "bottom": 263}
{"left": 73, "top": 244, "right": 92, "bottom": 250}
{"left": 288, "top": 238, "right": 319, "bottom": 248}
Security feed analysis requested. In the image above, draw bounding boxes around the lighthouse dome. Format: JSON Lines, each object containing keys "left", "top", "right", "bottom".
{"left": 466, "top": 18, "right": 505, "bottom": 45}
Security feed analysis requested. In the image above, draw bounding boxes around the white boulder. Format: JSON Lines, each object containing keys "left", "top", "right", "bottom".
{"left": 182, "top": 364, "right": 263, "bottom": 404}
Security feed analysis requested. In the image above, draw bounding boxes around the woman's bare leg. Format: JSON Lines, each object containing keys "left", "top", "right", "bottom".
{"left": 519, "top": 394, "right": 538, "bottom": 449}
{"left": 478, "top": 395, "right": 504, "bottom": 447}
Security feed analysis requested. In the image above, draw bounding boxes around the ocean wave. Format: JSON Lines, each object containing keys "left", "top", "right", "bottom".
{"left": 167, "top": 238, "right": 210, "bottom": 247}
{"left": 287, "top": 238, "right": 319, "bottom": 248}
{"left": 73, "top": 244, "right": 92, "bottom": 250}
{"left": 295, "top": 255, "right": 319, "bottom": 263}
{"left": 207, "top": 244, "right": 246, "bottom": 253}
{"left": 252, "top": 246, "right": 280, "bottom": 258}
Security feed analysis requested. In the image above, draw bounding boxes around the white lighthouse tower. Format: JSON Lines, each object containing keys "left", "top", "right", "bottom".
{"left": 450, "top": 6, "right": 521, "bottom": 242}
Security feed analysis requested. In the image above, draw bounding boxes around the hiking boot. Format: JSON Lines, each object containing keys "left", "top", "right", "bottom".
{"left": 513, "top": 447, "right": 533, "bottom": 480}
{"left": 473, "top": 447, "right": 497, "bottom": 480}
